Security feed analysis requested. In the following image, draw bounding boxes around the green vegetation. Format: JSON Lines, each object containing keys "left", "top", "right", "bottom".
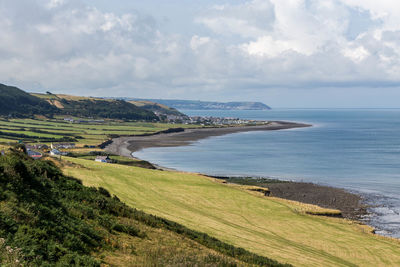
{"left": 34, "top": 93, "right": 158, "bottom": 121}
{"left": 0, "top": 150, "right": 125, "bottom": 265}
{"left": 0, "top": 84, "right": 57, "bottom": 117}
{"left": 69, "top": 151, "right": 156, "bottom": 169}
{"left": 0, "top": 84, "right": 158, "bottom": 120}
{"left": 128, "top": 100, "right": 186, "bottom": 117}
{"left": 0, "top": 118, "right": 197, "bottom": 146}
{"left": 63, "top": 157, "right": 400, "bottom": 267}
{"left": 0, "top": 149, "right": 288, "bottom": 266}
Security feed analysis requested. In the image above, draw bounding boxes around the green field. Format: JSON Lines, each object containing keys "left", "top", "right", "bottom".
{"left": 62, "top": 157, "right": 400, "bottom": 267}
{"left": 0, "top": 118, "right": 197, "bottom": 146}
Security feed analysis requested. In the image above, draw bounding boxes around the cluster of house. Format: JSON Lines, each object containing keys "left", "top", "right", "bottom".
{"left": 24, "top": 142, "right": 114, "bottom": 164}
{"left": 187, "top": 116, "right": 252, "bottom": 125}
{"left": 25, "top": 142, "right": 76, "bottom": 159}
{"left": 159, "top": 114, "right": 267, "bottom": 126}
{"left": 178, "top": 116, "right": 264, "bottom": 126}
{"left": 26, "top": 144, "right": 49, "bottom": 150}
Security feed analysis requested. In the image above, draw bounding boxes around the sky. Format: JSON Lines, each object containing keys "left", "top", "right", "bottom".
{"left": 1, "top": 0, "right": 400, "bottom": 108}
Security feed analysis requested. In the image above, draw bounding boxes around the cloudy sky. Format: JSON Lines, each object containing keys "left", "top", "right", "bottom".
{"left": 1, "top": 0, "right": 400, "bottom": 107}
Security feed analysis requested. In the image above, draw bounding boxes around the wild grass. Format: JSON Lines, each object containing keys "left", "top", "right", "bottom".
{"left": 62, "top": 157, "right": 400, "bottom": 267}
{"left": 0, "top": 238, "right": 27, "bottom": 267}
{"left": 98, "top": 219, "right": 250, "bottom": 267}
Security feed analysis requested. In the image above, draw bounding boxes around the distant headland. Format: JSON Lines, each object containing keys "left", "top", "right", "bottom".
{"left": 120, "top": 98, "right": 271, "bottom": 111}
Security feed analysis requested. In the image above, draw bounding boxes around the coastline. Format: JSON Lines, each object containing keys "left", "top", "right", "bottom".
{"left": 212, "top": 176, "right": 368, "bottom": 221}
{"left": 104, "top": 120, "right": 370, "bottom": 223}
{"left": 105, "top": 121, "right": 311, "bottom": 156}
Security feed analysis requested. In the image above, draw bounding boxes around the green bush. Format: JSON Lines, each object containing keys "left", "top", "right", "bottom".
{"left": 0, "top": 151, "right": 138, "bottom": 265}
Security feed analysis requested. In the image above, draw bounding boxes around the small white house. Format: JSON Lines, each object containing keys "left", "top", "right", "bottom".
{"left": 95, "top": 156, "right": 112, "bottom": 163}
{"left": 50, "top": 149, "right": 67, "bottom": 156}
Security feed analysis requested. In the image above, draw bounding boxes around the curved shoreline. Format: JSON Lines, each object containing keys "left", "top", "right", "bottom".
{"left": 105, "top": 121, "right": 311, "bottom": 157}
{"left": 104, "top": 121, "right": 371, "bottom": 222}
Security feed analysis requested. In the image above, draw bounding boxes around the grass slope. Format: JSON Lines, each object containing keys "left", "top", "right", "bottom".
{"left": 128, "top": 100, "right": 186, "bottom": 117}
{"left": 0, "top": 150, "right": 285, "bottom": 266}
{"left": 33, "top": 93, "right": 158, "bottom": 121}
{"left": 0, "top": 84, "right": 57, "bottom": 117}
{"left": 0, "top": 84, "right": 158, "bottom": 121}
{"left": 62, "top": 157, "right": 400, "bottom": 267}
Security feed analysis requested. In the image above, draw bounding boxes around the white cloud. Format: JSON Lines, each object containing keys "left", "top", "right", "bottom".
{"left": 343, "top": 46, "right": 370, "bottom": 62}
{"left": 47, "top": 0, "right": 65, "bottom": 9}
{"left": 190, "top": 35, "right": 211, "bottom": 51}
{"left": 1, "top": 0, "right": 400, "bottom": 101}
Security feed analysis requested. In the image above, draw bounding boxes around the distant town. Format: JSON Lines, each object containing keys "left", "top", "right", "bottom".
{"left": 64, "top": 115, "right": 268, "bottom": 126}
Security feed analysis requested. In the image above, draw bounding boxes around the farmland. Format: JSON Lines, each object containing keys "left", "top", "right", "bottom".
{"left": 0, "top": 118, "right": 198, "bottom": 146}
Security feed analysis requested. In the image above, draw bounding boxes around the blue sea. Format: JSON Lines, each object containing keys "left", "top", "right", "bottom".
{"left": 134, "top": 109, "right": 400, "bottom": 238}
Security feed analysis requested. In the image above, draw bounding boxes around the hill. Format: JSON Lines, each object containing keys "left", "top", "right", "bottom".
{"left": 135, "top": 99, "right": 271, "bottom": 110}
{"left": 127, "top": 100, "right": 186, "bottom": 117}
{"left": 0, "top": 84, "right": 57, "bottom": 117}
{"left": 63, "top": 156, "right": 400, "bottom": 267}
{"left": 0, "top": 84, "right": 159, "bottom": 121}
{"left": 0, "top": 148, "right": 287, "bottom": 266}
{"left": 32, "top": 93, "right": 159, "bottom": 121}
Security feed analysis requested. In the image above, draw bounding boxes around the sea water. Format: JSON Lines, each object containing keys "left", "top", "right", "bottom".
{"left": 134, "top": 109, "right": 400, "bottom": 238}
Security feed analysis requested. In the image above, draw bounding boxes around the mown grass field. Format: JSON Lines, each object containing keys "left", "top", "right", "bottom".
{"left": 62, "top": 157, "right": 400, "bottom": 267}
{"left": 0, "top": 118, "right": 197, "bottom": 146}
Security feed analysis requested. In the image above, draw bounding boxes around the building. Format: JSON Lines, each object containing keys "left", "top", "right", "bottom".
{"left": 50, "top": 149, "right": 68, "bottom": 156}
{"left": 95, "top": 156, "right": 112, "bottom": 163}
{"left": 35, "top": 144, "right": 49, "bottom": 150}
{"left": 27, "top": 150, "right": 42, "bottom": 159}
{"left": 26, "top": 144, "right": 49, "bottom": 150}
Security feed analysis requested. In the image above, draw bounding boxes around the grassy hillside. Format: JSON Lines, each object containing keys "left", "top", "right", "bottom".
{"left": 0, "top": 149, "right": 287, "bottom": 266}
{"left": 0, "top": 84, "right": 57, "bottom": 117}
{"left": 128, "top": 100, "right": 186, "bottom": 117}
{"left": 33, "top": 93, "right": 158, "bottom": 121}
{"left": 62, "top": 157, "right": 400, "bottom": 267}
{"left": 0, "top": 84, "right": 159, "bottom": 121}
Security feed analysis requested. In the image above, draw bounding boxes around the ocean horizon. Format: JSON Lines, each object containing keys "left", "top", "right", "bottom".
{"left": 134, "top": 109, "right": 400, "bottom": 239}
